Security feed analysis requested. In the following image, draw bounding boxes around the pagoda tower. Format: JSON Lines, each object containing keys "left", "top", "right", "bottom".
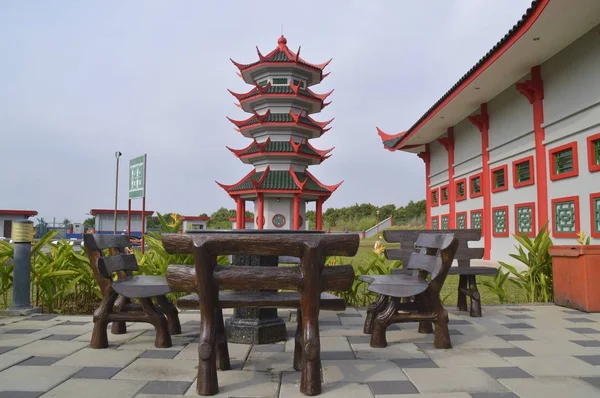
{"left": 217, "top": 35, "right": 342, "bottom": 230}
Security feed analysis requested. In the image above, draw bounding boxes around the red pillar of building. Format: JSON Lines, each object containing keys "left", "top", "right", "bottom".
{"left": 468, "top": 104, "right": 491, "bottom": 260}
{"left": 417, "top": 145, "right": 432, "bottom": 229}
{"left": 240, "top": 199, "right": 246, "bottom": 230}
{"left": 315, "top": 197, "right": 324, "bottom": 230}
{"left": 437, "top": 128, "right": 456, "bottom": 229}
{"left": 517, "top": 65, "right": 548, "bottom": 230}
{"left": 257, "top": 193, "right": 265, "bottom": 230}
{"left": 235, "top": 196, "right": 243, "bottom": 229}
{"left": 293, "top": 194, "right": 300, "bottom": 230}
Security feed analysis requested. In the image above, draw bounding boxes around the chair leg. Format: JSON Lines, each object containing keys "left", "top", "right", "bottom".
{"left": 414, "top": 295, "right": 433, "bottom": 334}
{"left": 433, "top": 308, "right": 452, "bottom": 349}
{"left": 215, "top": 307, "right": 231, "bottom": 371}
{"left": 293, "top": 309, "right": 303, "bottom": 371}
{"left": 457, "top": 275, "right": 468, "bottom": 312}
{"left": 111, "top": 296, "right": 129, "bottom": 335}
{"left": 91, "top": 291, "right": 119, "bottom": 349}
{"left": 468, "top": 275, "right": 482, "bottom": 317}
{"left": 140, "top": 297, "right": 172, "bottom": 348}
{"left": 370, "top": 296, "right": 398, "bottom": 348}
{"left": 364, "top": 294, "right": 388, "bottom": 334}
{"left": 156, "top": 295, "right": 182, "bottom": 335}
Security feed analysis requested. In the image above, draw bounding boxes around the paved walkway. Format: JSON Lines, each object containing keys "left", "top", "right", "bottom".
{"left": 2, "top": 305, "right": 600, "bottom": 397}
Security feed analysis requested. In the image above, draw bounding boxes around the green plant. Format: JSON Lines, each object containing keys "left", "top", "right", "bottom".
{"left": 498, "top": 223, "right": 553, "bottom": 303}
{"left": 0, "top": 240, "right": 14, "bottom": 308}
{"left": 481, "top": 267, "right": 511, "bottom": 303}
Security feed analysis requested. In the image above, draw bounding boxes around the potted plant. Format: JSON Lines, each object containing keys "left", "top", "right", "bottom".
{"left": 549, "top": 231, "right": 600, "bottom": 312}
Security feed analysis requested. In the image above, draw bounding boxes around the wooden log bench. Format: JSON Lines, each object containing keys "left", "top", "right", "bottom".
{"left": 161, "top": 232, "right": 359, "bottom": 396}
{"left": 387, "top": 229, "right": 496, "bottom": 317}
{"left": 360, "top": 232, "right": 459, "bottom": 348}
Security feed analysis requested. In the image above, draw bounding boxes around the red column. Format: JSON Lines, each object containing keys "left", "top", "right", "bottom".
{"left": 418, "top": 145, "right": 431, "bottom": 229}
{"left": 437, "top": 129, "right": 455, "bottom": 229}
{"left": 235, "top": 196, "right": 243, "bottom": 229}
{"left": 257, "top": 194, "right": 265, "bottom": 230}
{"left": 468, "top": 104, "right": 491, "bottom": 260}
{"left": 315, "top": 197, "right": 324, "bottom": 230}
{"left": 293, "top": 194, "right": 300, "bottom": 230}
{"left": 517, "top": 65, "right": 548, "bottom": 230}
{"left": 240, "top": 199, "right": 246, "bottom": 230}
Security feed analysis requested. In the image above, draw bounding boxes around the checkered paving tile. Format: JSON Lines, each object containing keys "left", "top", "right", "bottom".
{"left": 1, "top": 305, "right": 600, "bottom": 397}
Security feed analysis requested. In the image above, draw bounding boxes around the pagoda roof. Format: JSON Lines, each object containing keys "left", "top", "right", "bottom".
{"left": 227, "top": 109, "right": 333, "bottom": 135}
{"left": 231, "top": 35, "right": 332, "bottom": 85}
{"left": 227, "top": 138, "right": 333, "bottom": 162}
{"left": 216, "top": 167, "right": 342, "bottom": 195}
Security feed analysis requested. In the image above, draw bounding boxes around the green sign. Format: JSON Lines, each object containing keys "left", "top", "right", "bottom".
{"left": 129, "top": 154, "right": 146, "bottom": 199}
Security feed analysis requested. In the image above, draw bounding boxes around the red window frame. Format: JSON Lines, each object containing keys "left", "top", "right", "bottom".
{"left": 470, "top": 209, "right": 484, "bottom": 236}
{"left": 469, "top": 173, "right": 483, "bottom": 198}
{"left": 455, "top": 178, "right": 467, "bottom": 201}
{"left": 549, "top": 141, "right": 579, "bottom": 181}
{"left": 440, "top": 184, "right": 450, "bottom": 205}
{"left": 491, "top": 164, "right": 508, "bottom": 193}
{"left": 514, "top": 202, "right": 536, "bottom": 238}
{"left": 492, "top": 205, "right": 510, "bottom": 237}
{"left": 456, "top": 211, "right": 468, "bottom": 229}
{"left": 587, "top": 132, "right": 600, "bottom": 173}
{"left": 430, "top": 188, "right": 439, "bottom": 207}
{"left": 589, "top": 192, "right": 600, "bottom": 239}
{"left": 512, "top": 156, "right": 535, "bottom": 188}
{"left": 551, "top": 195, "right": 580, "bottom": 238}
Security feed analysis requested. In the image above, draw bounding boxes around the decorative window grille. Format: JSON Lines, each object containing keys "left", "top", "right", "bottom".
{"left": 457, "top": 181, "right": 465, "bottom": 198}
{"left": 515, "top": 161, "right": 531, "bottom": 183}
{"left": 472, "top": 176, "right": 481, "bottom": 193}
{"left": 432, "top": 218, "right": 439, "bottom": 230}
{"left": 516, "top": 205, "right": 533, "bottom": 235}
{"left": 471, "top": 211, "right": 482, "bottom": 229}
{"left": 594, "top": 139, "right": 600, "bottom": 166}
{"left": 554, "top": 200, "right": 577, "bottom": 234}
{"left": 554, "top": 148, "right": 573, "bottom": 174}
{"left": 493, "top": 208, "right": 507, "bottom": 235}
{"left": 441, "top": 187, "right": 448, "bottom": 201}
{"left": 594, "top": 197, "right": 600, "bottom": 234}
{"left": 457, "top": 213, "right": 466, "bottom": 229}
{"left": 272, "top": 77, "right": 288, "bottom": 85}
{"left": 441, "top": 215, "right": 449, "bottom": 230}
{"left": 432, "top": 190, "right": 438, "bottom": 204}
{"left": 493, "top": 169, "right": 506, "bottom": 189}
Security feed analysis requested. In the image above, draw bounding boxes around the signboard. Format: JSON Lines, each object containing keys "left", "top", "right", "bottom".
{"left": 129, "top": 154, "right": 146, "bottom": 199}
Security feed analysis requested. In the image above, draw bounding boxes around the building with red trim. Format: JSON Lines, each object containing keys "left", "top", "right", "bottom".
{"left": 377, "top": 0, "right": 600, "bottom": 263}
{"left": 89, "top": 209, "right": 154, "bottom": 237}
{"left": 217, "top": 35, "right": 342, "bottom": 230}
{"left": 0, "top": 210, "right": 38, "bottom": 239}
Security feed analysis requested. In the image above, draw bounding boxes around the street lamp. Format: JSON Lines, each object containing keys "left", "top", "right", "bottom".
{"left": 114, "top": 151, "right": 122, "bottom": 234}
{"left": 376, "top": 210, "right": 381, "bottom": 238}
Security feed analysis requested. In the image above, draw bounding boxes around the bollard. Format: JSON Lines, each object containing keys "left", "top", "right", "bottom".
{"left": 3, "top": 220, "right": 41, "bottom": 316}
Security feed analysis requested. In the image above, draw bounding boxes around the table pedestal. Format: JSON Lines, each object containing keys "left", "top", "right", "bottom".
{"left": 225, "top": 254, "right": 288, "bottom": 344}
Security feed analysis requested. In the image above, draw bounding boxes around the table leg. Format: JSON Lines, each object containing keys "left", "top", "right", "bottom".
{"left": 468, "top": 275, "right": 482, "bottom": 317}
{"left": 300, "top": 248, "right": 322, "bottom": 396}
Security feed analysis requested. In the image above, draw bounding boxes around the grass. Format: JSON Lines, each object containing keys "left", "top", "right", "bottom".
{"left": 349, "top": 234, "right": 528, "bottom": 305}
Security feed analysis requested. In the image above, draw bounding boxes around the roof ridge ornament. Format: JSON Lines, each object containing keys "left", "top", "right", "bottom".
{"left": 251, "top": 166, "right": 271, "bottom": 189}
{"left": 289, "top": 167, "right": 308, "bottom": 190}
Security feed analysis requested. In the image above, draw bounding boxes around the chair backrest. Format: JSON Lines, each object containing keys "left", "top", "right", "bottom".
{"left": 384, "top": 228, "right": 482, "bottom": 267}
{"left": 405, "top": 233, "right": 458, "bottom": 286}
{"left": 83, "top": 234, "right": 138, "bottom": 295}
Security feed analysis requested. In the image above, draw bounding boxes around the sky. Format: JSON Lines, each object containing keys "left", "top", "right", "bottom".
{"left": 0, "top": 0, "right": 533, "bottom": 223}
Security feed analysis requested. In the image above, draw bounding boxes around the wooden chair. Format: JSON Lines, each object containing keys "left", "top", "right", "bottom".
{"left": 84, "top": 234, "right": 181, "bottom": 349}
{"left": 360, "top": 232, "right": 458, "bottom": 348}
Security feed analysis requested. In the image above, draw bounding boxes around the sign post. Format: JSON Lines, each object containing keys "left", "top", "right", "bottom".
{"left": 128, "top": 154, "right": 147, "bottom": 252}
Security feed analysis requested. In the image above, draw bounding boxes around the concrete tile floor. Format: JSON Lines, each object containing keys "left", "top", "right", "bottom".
{"left": 1, "top": 305, "right": 600, "bottom": 397}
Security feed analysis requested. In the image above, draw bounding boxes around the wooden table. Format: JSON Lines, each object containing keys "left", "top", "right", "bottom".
{"left": 162, "top": 230, "right": 359, "bottom": 396}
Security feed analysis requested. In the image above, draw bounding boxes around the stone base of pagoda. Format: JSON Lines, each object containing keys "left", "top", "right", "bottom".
{"left": 224, "top": 254, "right": 288, "bottom": 344}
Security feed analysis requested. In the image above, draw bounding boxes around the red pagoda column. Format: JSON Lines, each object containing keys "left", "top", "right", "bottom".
{"left": 293, "top": 194, "right": 300, "bottom": 230}
{"left": 316, "top": 197, "right": 324, "bottom": 230}
{"left": 240, "top": 199, "right": 246, "bottom": 230}
{"left": 257, "top": 193, "right": 265, "bottom": 230}
{"left": 236, "top": 196, "right": 243, "bottom": 229}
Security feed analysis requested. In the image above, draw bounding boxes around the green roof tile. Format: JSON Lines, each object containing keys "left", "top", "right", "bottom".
{"left": 230, "top": 170, "right": 330, "bottom": 192}
{"left": 239, "top": 113, "right": 320, "bottom": 128}
{"left": 241, "top": 141, "right": 319, "bottom": 156}
{"left": 240, "top": 85, "right": 317, "bottom": 100}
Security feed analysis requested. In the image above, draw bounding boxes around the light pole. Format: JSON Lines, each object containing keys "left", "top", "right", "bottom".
{"left": 376, "top": 209, "right": 381, "bottom": 238}
{"left": 114, "top": 151, "right": 122, "bottom": 234}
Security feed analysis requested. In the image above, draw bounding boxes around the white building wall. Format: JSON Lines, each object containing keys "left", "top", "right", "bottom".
{"left": 0, "top": 214, "right": 34, "bottom": 239}
{"left": 95, "top": 214, "right": 145, "bottom": 233}
{"left": 542, "top": 23, "right": 600, "bottom": 246}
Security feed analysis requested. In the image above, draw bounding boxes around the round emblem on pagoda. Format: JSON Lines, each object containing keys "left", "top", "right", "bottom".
{"left": 272, "top": 214, "right": 286, "bottom": 228}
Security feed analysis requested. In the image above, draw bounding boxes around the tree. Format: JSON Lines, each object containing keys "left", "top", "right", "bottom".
{"left": 83, "top": 217, "right": 95, "bottom": 228}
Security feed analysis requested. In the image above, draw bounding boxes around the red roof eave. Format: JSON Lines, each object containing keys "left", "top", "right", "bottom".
{"left": 0, "top": 210, "right": 38, "bottom": 216}
{"left": 388, "top": 0, "right": 549, "bottom": 151}
{"left": 180, "top": 216, "right": 211, "bottom": 221}
{"left": 90, "top": 209, "right": 154, "bottom": 216}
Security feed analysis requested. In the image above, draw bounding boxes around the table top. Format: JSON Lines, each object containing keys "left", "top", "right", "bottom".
{"left": 185, "top": 230, "right": 326, "bottom": 235}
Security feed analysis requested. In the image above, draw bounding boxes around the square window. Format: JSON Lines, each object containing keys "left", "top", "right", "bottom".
{"left": 440, "top": 185, "right": 449, "bottom": 204}
{"left": 512, "top": 156, "right": 535, "bottom": 188}
{"left": 471, "top": 210, "right": 483, "bottom": 233}
{"left": 549, "top": 142, "right": 579, "bottom": 181}
{"left": 515, "top": 202, "right": 536, "bottom": 238}
{"left": 587, "top": 133, "right": 600, "bottom": 173}
{"left": 441, "top": 215, "right": 449, "bottom": 230}
{"left": 456, "top": 212, "right": 467, "bottom": 229}
{"left": 470, "top": 174, "right": 483, "bottom": 198}
{"left": 591, "top": 192, "right": 600, "bottom": 238}
{"left": 491, "top": 165, "right": 508, "bottom": 193}
{"left": 492, "top": 206, "right": 509, "bottom": 237}
{"left": 551, "top": 196, "right": 580, "bottom": 238}
{"left": 431, "top": 189, "right": 439, "bottom": 206}
{"left": 272, "top": 77, "right": 288, "bottom": 85}
{"left": 455, "top": 178, "right": 466, "bottom": 201}
{"left": 431, "top": 216, "right": 439, "bottom": 230}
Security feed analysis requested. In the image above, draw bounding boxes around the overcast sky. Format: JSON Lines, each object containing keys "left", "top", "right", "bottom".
{"left": 0, "top": 0, "right": 532, "bottom": 222}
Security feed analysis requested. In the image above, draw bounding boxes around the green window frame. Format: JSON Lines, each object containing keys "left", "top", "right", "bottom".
{"left": 594, "top": 139, "right": 600, "bottom": 166}
{"left": 441, "top": 187, "right": 448, "bottom": 202}
{"left": 432, "top": 218, "right": 439, "bottom": 230}
{"left": 441, "top": 215, "right": 449, "bottom": 230}
{"left": 493, "top": 168, "right": 506, "bottom": 189}
{"left": 515, "top": 161, "right": 531, "bottom": 183}
{"left": 493, "top": 207, "right": 508, "bottom": 236}
{"left": 471, "top": 211, "right": 482, "bottom": 230}
{"left": 457, "top": 213, "right": 466, "bottom": 229}
{"left": 431, "top": 190, "right": 438, "bottom": 204}
{"left": 457, "top": 181, "right": 465, "bottom": 198}
{"left": 554, "top": 148, "right": 573, "bottom": 174}
{"left": 593, "top": 196, "right": 600, "bottom": 235}
{"left": 272, "top": 77, "right": 288, "bottom": 85}
{"left": 258, "top": 80, "right": 268, "bottom": 87}
{"left": 471, "top": 176, "right": 481, "bottom": 194}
